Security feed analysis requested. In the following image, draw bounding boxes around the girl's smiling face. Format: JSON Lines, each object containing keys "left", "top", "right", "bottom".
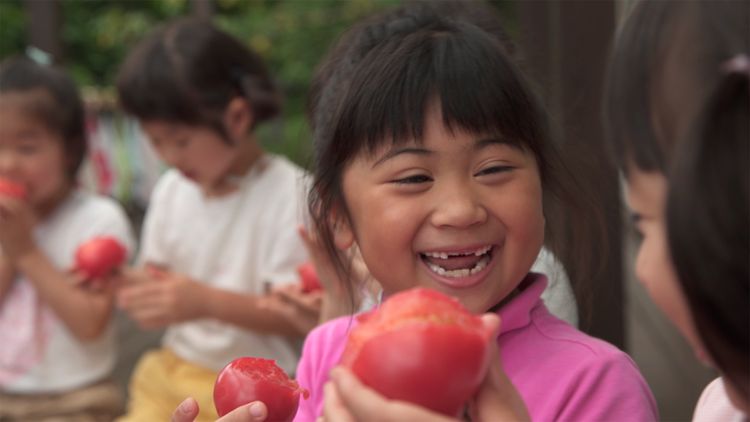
{"left": 335, "top": 104, "right": 545, "bottom": 313}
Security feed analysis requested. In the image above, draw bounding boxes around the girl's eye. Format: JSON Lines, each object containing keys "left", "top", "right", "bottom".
{"left": 176, "top": 138, "right": 191, "bottom": 148}
{"left": 475, "top": 165, "right": 513, "bottom": 177}
{"left": 392, "top": 174, "right": 432, "bottom": 185}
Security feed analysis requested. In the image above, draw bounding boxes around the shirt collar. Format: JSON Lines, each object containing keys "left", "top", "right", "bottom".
{"left": 496, "top": 272, "right": 548, "bottom": 334}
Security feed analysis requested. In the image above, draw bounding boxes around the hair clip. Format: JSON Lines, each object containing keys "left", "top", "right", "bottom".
{"left": 25, "top": 46, "right": 52, "bottom": 66}
{"left": 722, "top": 53, "right": 750, "bottom": 76}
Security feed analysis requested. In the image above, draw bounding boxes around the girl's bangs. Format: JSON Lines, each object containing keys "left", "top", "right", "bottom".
{"left": 334, "top": 21, "right": 540, "bottom": 156}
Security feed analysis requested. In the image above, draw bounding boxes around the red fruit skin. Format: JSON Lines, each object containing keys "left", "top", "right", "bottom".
{"left": 213, "top": 357, "right": 308, "bottom": 421}
{"left": 341, "top": 288, "right": 491, "bottom": 416}
{"left": 297, "top": 262, "right": 322, "bottom": 293}
{"left": 74, "top": 236, "right": 127, "bottom": 279}
{"left": 0, "top": 178, "right": 27, "bottom": 200}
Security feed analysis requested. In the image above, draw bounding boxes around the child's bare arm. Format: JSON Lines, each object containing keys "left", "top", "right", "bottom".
{"left": 117, "top": 270, "right": 316, "bottom": 337}
{"left": 15, "top": 248, "right": 116, "bottom": 340}
{"left": 0, "top": 196, "right": 116, "bottom": 340}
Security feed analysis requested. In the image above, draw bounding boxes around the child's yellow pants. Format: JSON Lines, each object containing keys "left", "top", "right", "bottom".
{"left": 117, "top": 348, "right": 220, "bottom": 422}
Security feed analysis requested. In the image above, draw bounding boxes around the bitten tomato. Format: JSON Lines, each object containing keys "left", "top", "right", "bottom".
{"left": 213, "top": 357, "right": 309, "bottom": 420}
{"left": 74, "top": 236, "right": 127, "bottom": 279}
{"left": 297, "top": 262, "right": 322, "bottom": 293}
{"left": 340, "top": 287, "right": 492, "bottom": 416}
{"left": 0, "top": 178, "right": 27, "bottom": 200}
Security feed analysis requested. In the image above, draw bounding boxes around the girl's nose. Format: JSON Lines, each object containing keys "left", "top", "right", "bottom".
{"left": 430, "top": 183, "right": 487, "bottom": 228}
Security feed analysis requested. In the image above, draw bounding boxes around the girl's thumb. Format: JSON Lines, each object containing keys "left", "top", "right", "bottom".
{"left": 171, "top": 397, "right": 199, "bottom": 422}
{"left": 480, "top": 313, "right": 501, "bottom": 339}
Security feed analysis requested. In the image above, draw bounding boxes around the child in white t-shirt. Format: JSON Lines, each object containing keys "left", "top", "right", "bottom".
{"left": 0, "top": 57, "right": 135, "bottom": 420}
{"left": 115, "top": 18, "right": 312, "bottom": 422}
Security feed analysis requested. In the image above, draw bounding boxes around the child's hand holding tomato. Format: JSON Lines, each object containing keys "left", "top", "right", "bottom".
{"left": 321, "top": 314, "right": 530, "bottom": 422}
{"left": 263, "top": 283, "right": 323, "bottom": 337}
{"left": 117, "top": 265, "right": 211, "bottom": 330}
{"left": 170, "top": 397, "right": 268, "bottom": 422}
{"left": 298, "top": 225, "right": 372, "bottom": 321}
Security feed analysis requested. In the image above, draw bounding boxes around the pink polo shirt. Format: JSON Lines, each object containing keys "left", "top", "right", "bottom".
{"left": 294, "top": 274, "right": 658, "bottom": 421}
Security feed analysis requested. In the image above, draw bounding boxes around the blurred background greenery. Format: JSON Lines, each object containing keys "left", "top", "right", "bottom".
{"left": 0, "top": 0, "right": 513, "bottom": 167}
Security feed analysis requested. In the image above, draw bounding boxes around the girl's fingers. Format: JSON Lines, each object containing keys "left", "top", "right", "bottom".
{"left": 322, "top": 379, "right": 356, "bottom": 422}
{"left": 328, "top": 368, "right": 387, "bottom": 420}
{"left": 171, "top": 397, "right": 199, "bottom": 422}
{"left": 216, "top": 401, "right": 268, "bottom": 422}
{"left": 480, "top": 313, "right": 501, "bottom": 342}
{"left": 330, "top": 367, "right": 455, "bottom": 422}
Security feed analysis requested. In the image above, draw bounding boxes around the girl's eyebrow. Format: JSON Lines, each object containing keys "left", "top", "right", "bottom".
{"left": 372, "top": 147, "right": 432, "bottom": 168}
{"left": 371, "top": 137, "right": 515, "bottom": 168}
{"left": 474, "top": 137, "right": 520, "bottom": 151}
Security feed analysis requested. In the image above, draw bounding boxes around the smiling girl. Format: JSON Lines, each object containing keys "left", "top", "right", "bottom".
{"left": 288, "top": 3, "right": 657, "bottom": 421}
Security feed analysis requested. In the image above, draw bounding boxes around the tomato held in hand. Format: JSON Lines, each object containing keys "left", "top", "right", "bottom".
{"left": 297, "top": 262, "right": 322, "bottom": 293}
{"left": 0, "top": 178, "right": 27, "bottom": 200}
{"left": 74, "top": 236, "right": 127, "bottom": 279}
{"left": 214, "top": 357, "right": 309, "bottom": 420}
{"left": 341, "top": 287, "right": 493, "bottom": 416}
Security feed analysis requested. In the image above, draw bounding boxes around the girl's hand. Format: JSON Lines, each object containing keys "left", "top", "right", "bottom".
{"left": 320, "top": 314, "right": 530, "bottom": 422}
{"left": 468, "top": 314, "right": 530, "bottom": 422}
{"left": 70, "top": 268, "right": 121, "bottom": 293}
{"left": 321, "top": 367, "right": 456, "bottom": 422}
{"left": 171, "top": 397, "right": 268, "bottom": 422}
{"left": 298, "top": 225, "right": 371, "bottom": 320}
{"left": 0, "top": 195, "right": 36, "bottom": 262}
{"left": 265, "top": 283, "right": 323, "bottom": 336}
{"left": 117, "top": 268, "right": 209, "bottom": 329}
{"left": 298, "top": 225, "right": 344, "bottom": 293}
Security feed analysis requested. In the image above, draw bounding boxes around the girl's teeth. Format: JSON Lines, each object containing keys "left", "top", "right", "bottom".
{"left": 426, "top": 255, "right": 490, "bottom": 278}
{"left": 424, "top": 245, "right": 491, "bottom": 259}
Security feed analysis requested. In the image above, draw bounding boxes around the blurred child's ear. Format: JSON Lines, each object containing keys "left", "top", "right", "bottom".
{"left": 223, "top": 97, "right": 254, "bottom": 141}
{"left": 330, "top": 206, "right": 355, "bottom": 251}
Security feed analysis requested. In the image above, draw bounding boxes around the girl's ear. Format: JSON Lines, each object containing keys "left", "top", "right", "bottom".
{"left": 224, "top": 97, "right": 254, "bottom": 141}
{"left": 330, "top": 207, "right": 355, "bottom": 251}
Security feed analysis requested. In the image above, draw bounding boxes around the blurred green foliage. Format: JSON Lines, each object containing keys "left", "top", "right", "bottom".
{"left": 0, "top": 0, "right": 513, "bottom": 167}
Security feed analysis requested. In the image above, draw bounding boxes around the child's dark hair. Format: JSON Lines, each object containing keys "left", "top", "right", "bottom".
{"left": 116, "top": 17, "right": 281, "bottom": 140}
{"left": 604, "top": 0, "right": 748, "bottom": 175}
{"left": 667, "top": 68, "right": 749, "bottom": 401}
{"left": 307, "top": 1, "right": 599, "bottom": 312}
{"left": 604, "top": 0, "right": 749, "bottom": 398}
{"left": 0, "top": 56, "right": 87, "bottom": 180}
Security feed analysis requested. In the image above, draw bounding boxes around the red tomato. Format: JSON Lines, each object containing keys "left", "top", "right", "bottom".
{"left": 74, "top": 236, "right": 127, "bottom": 279}
{"left": 213, "top": 357, "right": 309, "bottom": 420}
{"left": 340, "top": 287, "right": 492, "bottom": 416}
{"left": 297, "top": 262, "right": 322, "bottom": 293}
{"left": 0, "top": 178, "right": 27, "bottom": 200}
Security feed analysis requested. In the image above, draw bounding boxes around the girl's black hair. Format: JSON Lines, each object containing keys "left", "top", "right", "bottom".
{"left": 668, "top": 70, "right": 750, "bottom": 402}
{"left": 308, "top": 1, "right": 600, "bottom": 314}
{"left": 602, "top": 0, "right": 676, "bottom": 174}
{"left": 0, "top": 56, "right": 87, "bottom": 180}
{"left": 604, "top": 0, "right": 748, "bottom": 174}
{"left": 116, "top": 17, "right": 280, "bottom": 140}
{"left": 605, "top": 0, "right": 749, "bottom": 398}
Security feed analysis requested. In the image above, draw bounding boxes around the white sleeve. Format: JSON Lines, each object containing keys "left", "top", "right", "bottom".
{"left": 136, "top": 172, "right": 173, "bottom": 267}
{"left": 257, "top": 176, "right": 309, "bottom": 287}
{"left": 533, "top": 247, "right": 579, "bottom": 326}
{"left": 74, "top": 196, "right": 137, "bottom": 263}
